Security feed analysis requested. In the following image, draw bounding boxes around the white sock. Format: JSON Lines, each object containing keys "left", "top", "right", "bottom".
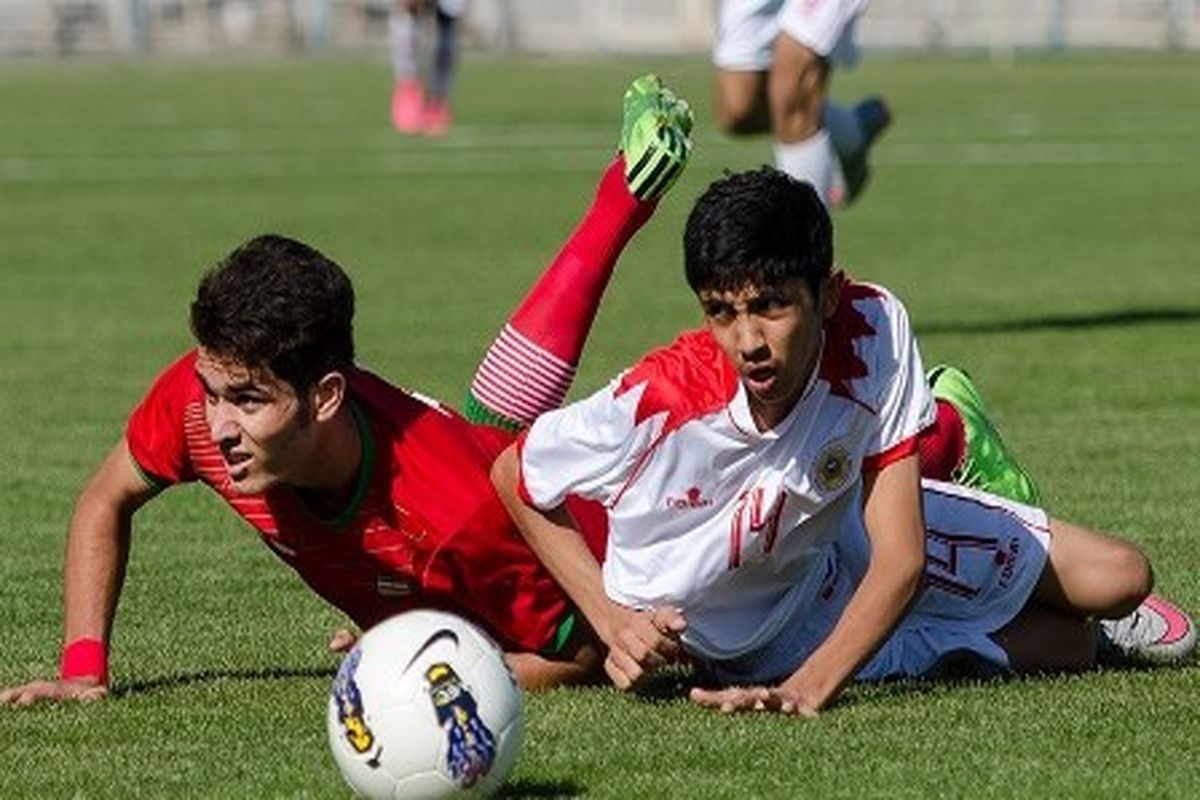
{"left": 774, "top": 129, "right": 837, "bottom": 207}
{"left": 389, "top": 7, "right": 419, "bottom": 82}
{"left": 823, "top": 102, "right": 864, "bottom": 161}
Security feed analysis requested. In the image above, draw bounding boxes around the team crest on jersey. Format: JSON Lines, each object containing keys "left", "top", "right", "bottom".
{"left": 813, "top": 443, "right": 853, "bottom": 492}
{"left": 332, "top": 648, "right": 383, "bottom": 767}
{"left": 426, "top": 662, "right": 497, "bottom": 787}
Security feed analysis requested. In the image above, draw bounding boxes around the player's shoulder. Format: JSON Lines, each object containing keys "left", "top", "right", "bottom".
{"left": 348, "top": 366, "right": 460, "bottom": 426}
{"left": 612, "top": 329, "right": 739, "bottom": 431}
{"left": 142, "top": 349, "right": 204, "bottom": 402}
{"left": 820, "top": 278, "right": 915, "bottom": 404}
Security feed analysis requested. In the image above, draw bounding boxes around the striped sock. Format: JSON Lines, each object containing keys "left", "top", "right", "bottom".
{"left": 466, "top": 155, "right": 655, "bottom": 430}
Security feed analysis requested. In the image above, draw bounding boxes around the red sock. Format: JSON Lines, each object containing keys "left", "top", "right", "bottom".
{"left": 470, "top": 156, "right": 655, "bottom": 426}
{"left": 918, "top": 399, "right": 966, "bottom": 481}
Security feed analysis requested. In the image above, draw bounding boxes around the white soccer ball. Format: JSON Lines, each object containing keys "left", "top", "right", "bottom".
{"left": 326, "top": 611, "right": 524, "bottom": 799}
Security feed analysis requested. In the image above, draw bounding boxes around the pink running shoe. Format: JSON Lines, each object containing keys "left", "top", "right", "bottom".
{"left": 423, "top": 100, "right": 452, "bottom": 137}
{"left": 391, "top": 79, "right": 424, "bottom": 134}
{"left": 1098, "top": 593, "right": 1197, "bottom": 664}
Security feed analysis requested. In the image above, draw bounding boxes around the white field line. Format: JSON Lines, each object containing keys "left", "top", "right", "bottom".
{"left": 0, "top": 133, "right": 1191, "bottom": 184}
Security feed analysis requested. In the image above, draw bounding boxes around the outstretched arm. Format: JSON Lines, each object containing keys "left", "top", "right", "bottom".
{"left": 491, "top": 445, "right": 684, "bottom": 690}
{"left": 1, "top": 439, "right": 158, "bottom": 707}
{"left": 693, "top": 454, "right": 926, "bottom": 715}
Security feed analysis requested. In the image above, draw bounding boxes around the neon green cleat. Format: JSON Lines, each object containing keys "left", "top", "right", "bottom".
{"left": 619, "top": 74, "right": 693, "bottom": 201}
{"left": 927, "top": 364, "right": 1041, "bottom": 505}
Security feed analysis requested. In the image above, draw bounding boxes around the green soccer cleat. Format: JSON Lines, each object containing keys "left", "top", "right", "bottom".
{"left": 927, "top": 364, "right": 1041, "bottom": 505}
{"left": 619, "top": 74, "right": 694, "bottom": 201}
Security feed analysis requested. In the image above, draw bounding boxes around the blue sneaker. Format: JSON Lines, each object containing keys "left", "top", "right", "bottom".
{"left": 837, "top": 96, "right": 891, "bottom": 207}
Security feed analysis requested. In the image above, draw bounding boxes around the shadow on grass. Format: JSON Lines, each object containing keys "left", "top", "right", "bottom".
{"left": 498, "top": 778, "right": 585, "bottom": 798}
{"left": 111, "top": 664, "right": 337, "bottom": 698}
{"left": 916, "top": 307, "right": 1200, "bottom": 337}
{"left": 625, "top": 651, "right": 1185, "bottom": 710}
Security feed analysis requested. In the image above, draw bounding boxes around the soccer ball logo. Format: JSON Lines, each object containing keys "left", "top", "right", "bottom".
{"left": 326, "top": 611, "right": 524, "bottom": 799}
{"left": 425, "top": 661, "right": 497, "bottom": 787}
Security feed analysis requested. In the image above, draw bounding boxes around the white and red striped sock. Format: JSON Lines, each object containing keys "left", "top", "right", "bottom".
{"left": 467, "top": 155, "right": 655, "bottom": 429}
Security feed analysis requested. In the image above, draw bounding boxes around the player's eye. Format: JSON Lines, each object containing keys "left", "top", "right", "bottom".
{"left": 702, "top": 302, "right": 734, "bottom": 322}
{"left": 233, "top": 394, "right": 264, "bottom": 410}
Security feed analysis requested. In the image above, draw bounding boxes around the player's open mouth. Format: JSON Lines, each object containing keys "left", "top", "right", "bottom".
{"left": 225, "top": 453, "right": 252, "bottom": 480}
{"left": 744, "top": 367, "right": 777, "bottom": 395}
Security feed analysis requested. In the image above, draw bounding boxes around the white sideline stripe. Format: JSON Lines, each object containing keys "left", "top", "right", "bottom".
{"left": 0, "top": 140, "right": 1189, "bottom": 184}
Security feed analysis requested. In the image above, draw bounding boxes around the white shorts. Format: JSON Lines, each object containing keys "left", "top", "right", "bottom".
{"left": 704, "top": 480, "right": 1052, "bottom": 685}
{"left": 714, "top": 0, "right": 869, "bottom": 71}
{"left": 431, "top": 0, "right": 468, "bottom": 18}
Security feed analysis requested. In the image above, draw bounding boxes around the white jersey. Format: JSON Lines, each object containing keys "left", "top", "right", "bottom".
{"left": 520, "top": 281, "right": 933, "bottom": 657}
{"left": 520, "top": 279, "right": 1051, "bottom": 681}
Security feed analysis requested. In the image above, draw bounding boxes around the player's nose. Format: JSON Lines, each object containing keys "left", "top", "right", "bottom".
{"left": 207, "top": 400, "right": 240, "bottom": 443}
{"left": 733, "top": 317, "right": 767, "bottom": 360}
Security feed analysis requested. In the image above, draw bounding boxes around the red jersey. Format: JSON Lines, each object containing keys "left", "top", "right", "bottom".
{"left": 125, "top": 351, "right": 569, "bottom": 652}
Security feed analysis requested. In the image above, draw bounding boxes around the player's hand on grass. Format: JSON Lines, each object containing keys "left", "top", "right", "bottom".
{"left": 328, "top": 627, "right": 359, "bottom": 653}
{"left": 689, "top": 685, "right": 820, "bottom": 718}
{"left": 602, "top": 604, "right": 686, "bottom": 690}
{"left": 0, "top": 677, "right": 107, "bottom": 707}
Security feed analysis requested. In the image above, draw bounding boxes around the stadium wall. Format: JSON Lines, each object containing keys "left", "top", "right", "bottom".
{"left": 2, "top": 0, "right": 1197, "bottom": 57}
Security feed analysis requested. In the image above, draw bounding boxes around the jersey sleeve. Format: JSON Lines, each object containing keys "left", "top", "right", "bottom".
{"left": 861, "top": 290, "right": 935, "bottom": 471}
{"left": 125, "top": 352, "right": 200, "bottom": 488}
{"left": 516, "top": 376, "right": 657, "bottom": 511}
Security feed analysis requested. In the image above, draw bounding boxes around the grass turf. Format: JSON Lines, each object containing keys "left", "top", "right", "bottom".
{"left": 1, "top": 52, "right": 1199, "bottom": 797}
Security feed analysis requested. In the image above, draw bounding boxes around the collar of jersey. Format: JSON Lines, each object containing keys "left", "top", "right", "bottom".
{"left": 729, "top": 332, "right": 825, "bottom": 439}
{"left": 317, "top": 399, "right": 375, "bottom": 529}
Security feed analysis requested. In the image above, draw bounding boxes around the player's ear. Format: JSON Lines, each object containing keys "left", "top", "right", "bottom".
{"left": 818, "top": 271, "right": 843, "bottom": 320}
{"left": 312, "top": 371, "right": 347, "bottom": 423}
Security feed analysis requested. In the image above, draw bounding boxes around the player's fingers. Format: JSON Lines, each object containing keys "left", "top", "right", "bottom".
{"left": 614, "top": 626, "right": 667, "bottom": 670}
{"left": 690, "top": 686, "right": 769, "bottom": 713}
{"left": 605, "top": 645, "right": 647, "bottom": 689}
{"left": 77, "top": 685, "right": 108, "bottom": 704}
{"left": 329, "top": 628, "right": 359, "bottom": 652}
{"left": 650, "top": 606, "right": 687, "bottom": 635}
{"left": 3, "top": 681, "right": 49, "bottom": 707}
{"left": 603, "top": 652, "right": 638, "bottom": 691}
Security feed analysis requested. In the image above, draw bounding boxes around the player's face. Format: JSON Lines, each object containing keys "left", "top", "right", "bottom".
{"left": 195, "top": 349, "right": 317, "bottom": 494}
{"left": 699, "top": 277, "right": 835, "bottom": 431}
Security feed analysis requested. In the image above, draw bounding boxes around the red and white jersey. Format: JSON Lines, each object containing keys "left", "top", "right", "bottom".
{"left": 518, "top": 281, "right": 935, "bottom": 659}
{"left": 125, "top": 351, "right": 569, "bottom": 652}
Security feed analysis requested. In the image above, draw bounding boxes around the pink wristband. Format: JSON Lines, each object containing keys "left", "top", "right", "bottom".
{"left": 60, "top": 638, "right": 109, "bottom": 684}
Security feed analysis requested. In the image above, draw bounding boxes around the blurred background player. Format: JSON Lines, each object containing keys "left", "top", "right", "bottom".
{"left": 390, "top": 0, "right": 468, "bottom": 136}
{"left": 714, "top": 0, "right": 890, "bottom": 208}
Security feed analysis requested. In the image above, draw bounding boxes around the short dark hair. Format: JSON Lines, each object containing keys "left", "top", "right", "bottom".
{"left": 683, "top": 167, "right": 833, "bottom": 298}
{"left": 190, "top": 234, "right": 355, "bottom": 392}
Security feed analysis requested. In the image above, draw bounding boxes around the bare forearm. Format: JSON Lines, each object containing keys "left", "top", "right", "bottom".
{"left": 491, "top": 449, "right": 613, "bottom": 641}
{"left": 788, "top": 455, "right": 927, "bottom": 710}
{"left": 62, "top": 491, "right": 133, "bottom": 645}
{"left": 785, "top": 559, "right": 922, "bottom": 709}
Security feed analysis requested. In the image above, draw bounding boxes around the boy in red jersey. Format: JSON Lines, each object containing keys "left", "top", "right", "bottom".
{"left": 0, "top": 76, "right": 693, "bottom": 706}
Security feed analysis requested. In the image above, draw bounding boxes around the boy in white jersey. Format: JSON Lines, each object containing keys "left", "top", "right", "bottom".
{"left": 492, "top": 167, "right": 1194, "bottom": 715}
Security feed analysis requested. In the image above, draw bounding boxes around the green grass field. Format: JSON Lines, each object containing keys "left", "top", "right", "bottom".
{"left": 2, "top": 51, "right": 1200, "bottom": 798}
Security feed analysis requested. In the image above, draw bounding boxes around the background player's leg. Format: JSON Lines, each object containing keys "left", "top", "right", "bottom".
{"left": 389, "top": 1, "right": 423, "bottom": 133}
{"left": 423, "top": 7, "right": 459, "bottom": 136}
{"left": 714, "top": 69, "right": 770, "bottom": 135}
{"left": 769, "top": 35, "right": 837, "bottom": 206}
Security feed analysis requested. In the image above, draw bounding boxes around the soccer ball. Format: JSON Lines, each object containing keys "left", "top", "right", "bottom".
{"left": 326, "top": 610, "right": 524, "bottom": 799}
